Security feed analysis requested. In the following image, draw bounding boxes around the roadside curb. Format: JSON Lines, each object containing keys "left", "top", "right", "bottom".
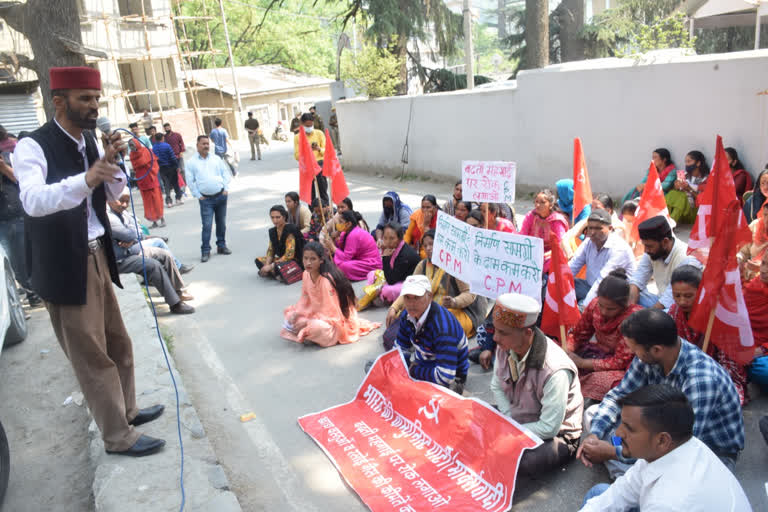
{"left": 86, "top": 278, "right": 242, "bottom": 512}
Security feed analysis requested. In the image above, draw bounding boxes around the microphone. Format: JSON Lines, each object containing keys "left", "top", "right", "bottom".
{"left": 96, "top": 116, "right": 112, "bottom": 136}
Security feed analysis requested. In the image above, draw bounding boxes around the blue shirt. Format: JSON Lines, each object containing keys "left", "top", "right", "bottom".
{"left": 152, "top": 141, "right": 178, "bottom": 168}
{"left": 590, "top": 339, "right": 744, "bottom": 455}
{"left": 209, "top": 127, "right": 228, "bottom": 154}
{"left": 185, "top": 152, "right": 231, "bottom": 198}
{"left": 396, "top": 301, "right": 469, "bottom": 387}
{"left": 568, "top": 232, "right": 636, "bottom": 304}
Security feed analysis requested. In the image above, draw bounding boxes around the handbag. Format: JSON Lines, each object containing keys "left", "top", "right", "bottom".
{"left": 275, "top": 260, "right": 302, "bottom": 285}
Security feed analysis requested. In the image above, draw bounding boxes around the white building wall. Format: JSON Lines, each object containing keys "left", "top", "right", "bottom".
{"left": 336, "top": 50, "right": 768, "bottom": 196}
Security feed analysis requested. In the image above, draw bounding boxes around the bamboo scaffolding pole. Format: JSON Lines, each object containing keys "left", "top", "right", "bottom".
{"left": 140, "top": 0, "right": 165, "bottom": 123}
{"left": 101, "top": 16, "right": 135, "bottom": 115}
{"left": 171, "top": 0, "right": 204, "bottom": 134}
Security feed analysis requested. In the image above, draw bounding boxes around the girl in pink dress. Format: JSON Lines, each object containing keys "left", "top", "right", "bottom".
{"left": 281, "top": 242, "right": 380, "bottom": 347}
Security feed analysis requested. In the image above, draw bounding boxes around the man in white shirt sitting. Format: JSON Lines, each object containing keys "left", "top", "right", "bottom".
{"left": 580, "top": 384, "right": 751, "bottom": 512}
{"left": 569, "top": 208, "right": 635, "bottom": 306}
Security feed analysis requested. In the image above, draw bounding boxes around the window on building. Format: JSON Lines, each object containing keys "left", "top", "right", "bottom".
{"left": 118, "top": 0, "right": 153, "bottom": 17}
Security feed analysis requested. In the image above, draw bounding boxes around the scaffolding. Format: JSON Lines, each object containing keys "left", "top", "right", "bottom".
{"left": 76, "top": 0, "right": 243, "bottom": 135}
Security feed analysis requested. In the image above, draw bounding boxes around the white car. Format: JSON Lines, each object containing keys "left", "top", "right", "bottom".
{"left": 0, "top": 243, "right": 28, "bottom": 506}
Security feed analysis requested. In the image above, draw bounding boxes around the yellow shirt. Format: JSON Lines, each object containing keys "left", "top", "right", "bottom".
{"left": 293, "top": 129, "right": 325, "bottom": 162}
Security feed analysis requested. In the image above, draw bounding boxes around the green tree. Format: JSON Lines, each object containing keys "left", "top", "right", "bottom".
{"left": 341, "top": 44, "right": 402, "bottom": 98}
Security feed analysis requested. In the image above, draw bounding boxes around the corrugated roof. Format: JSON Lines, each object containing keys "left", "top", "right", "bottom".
{"left": 187, "top": 65, "right": 333, "bottom": 97}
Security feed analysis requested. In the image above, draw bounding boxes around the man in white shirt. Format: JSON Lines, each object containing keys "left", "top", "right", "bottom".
{"left": 14, "top": 66, "right": 165, "bottom": 457}
{"left": 569, "top": 208, "right": 635, "bottom": 306}
{"left": 580, "top": 384, "right": 751, "bottom": 512}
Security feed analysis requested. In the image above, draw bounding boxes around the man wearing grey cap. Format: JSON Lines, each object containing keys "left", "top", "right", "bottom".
{"left": 490, "top": 293, "right": 583, "bottom": 476}
{"left": 569, "top": 208, "right": 635, "bottom": 306}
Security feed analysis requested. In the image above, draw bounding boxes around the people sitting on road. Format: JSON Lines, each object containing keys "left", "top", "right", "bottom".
{"left": 306, "top": 198, "right": 333, "bottom": 242}
{"left": 285, "top": 191, "right": 311, "bottom": 235}
{"left": 386, "top": 230, "right": 488, "bottom": 337}
{"left": 256, "top": 205, "right": 305, "bottom": 280}
{"left": 665, "top": 150, "right": 709, "bottom": 224}
{"left": 564, "top": 192, "right": 624, "bottom": 253}
{"left": 128, "top": 139, "right": 165, "bottom": 228}
{"left": 468, "top": 311, "right": 495, "bottom": 369}
{"left": 556, "top": 178, "right": 591, "bottom": 226}
{"left": 490, "top": 293, "right": 584, "bottom": 477}
{"left": 107, "top": 195, "right": 194, "bottom": 314}
{"left": 580, "top": 384, "right": 751, "bottom": 512}
{"left": 280, "top": 242, "right": 380, "bottom": 347}
{"left": 568, "top": 209, "right": 636, "bottom": 306}
{"left": 622, "top": 147, "right": 676, "bottom": 204}
{"left": 324, "top": 196, "right": 368, "bottom": 242}
{"left": 374, "top": 191, "right": 412, "bottom": 241}
{"left": 465, "top": 209, "right": 484, "bottom": 227}
{"left": 322, "top": 210, "right": 380, "bottom": 282}
{"left": 480, "top": 202, "right": 517, "bottom": 233}
{"left": 392, "top": 274, "right": 469, "bottom": 394}
{"left": 441, "top": 180, "right": 463, "bottom": 216}
{"left": 745, "top": 251, "right": 768, "bottom": 394}
{"left": 725, "top": 147, "right": 753, "bottom": 205}
{"left": 403, "top": 194, "right": 439, "bottom": 259}
{"left": 738, "top": 198, "right": 768, "bottom": 282}
{"left": 628, "top": 215, "right": 701, "bottom": 309}
{"left": 744, "top": 167, "right": 768, "bottom": 223}
{"left": 519, "top": 188, "right": 569, "bottom": 273}
{"left": 566, "top": 269, "right": 642, "bottom": 402}
{"left": 453, "top": 200, "right": 472, "bottom": 222}
{"left": 578, "top": 309, "right": 744, "bottom": 478}
{"left": 359, "top": 222, "right": 420, "bottom": 309}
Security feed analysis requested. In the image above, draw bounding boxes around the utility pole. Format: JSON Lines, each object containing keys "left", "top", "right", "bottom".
{"left": 464, "top": 0, "right": 474, "bottom": 90}
{"left": 217, "top": 0, "right": 245, "bottom": 134}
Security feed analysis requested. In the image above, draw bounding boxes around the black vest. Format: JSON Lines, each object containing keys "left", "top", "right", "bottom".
{"left": 25, "top": 121, "right": 121, "bottom": 305}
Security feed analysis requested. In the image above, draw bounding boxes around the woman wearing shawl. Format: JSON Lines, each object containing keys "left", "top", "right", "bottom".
{"left": 556, "top": 178, "right": 591, "bottom": 226}
{"left": 359, "top": 222, "right": 421, "bottom": 309}
{"left": 622, "top": 148, "right": 676, "bottom": 204}
{"left": 744, "top": 168, "right": 768, "bottom": 223}
{"left": 519, "top": 188, "right": 569, "bottom": 273}
{"left": 566, "top": 270, "right": 642, "bottom": 401}
{"left": 255, "top": 205, "right": 305, "bottom": 279}
{"left": 746, "top": 251, "right": 768, "bottom": 393}
{"left": 285, "top": 191, "right": 311, "bottom": 234}
{"left": 386, "top": 230, "right": 489, "bottom": 337}
{"left": 480, "top": 203, "right": 517, "bottom": 232}
{"left": 725, "top": 147, "right": 753, "bottom": 205}
{"left": 669, "top": 265, "right": 749, "bottom": 404}
{"left": 441, "top": 181, "right": 463, "bottom": 216}
{"left": 738, "top": 199, "right": 768, "bottom": 282}
{"left": 281, "top": 242, "right": 380, "bottom": 347}
{"left": 375, "top": 191, "right": 412, "bottom": 240}
{"left": 665, "top": 150, "right": 709, "bottom": 224}
{"left": 403, "top": 194, "right": 439, "bottom": 259}
{"left": 323, "top": 210, "right": 381, "bottom": 281}
{"left": 128, "top": 139, "right": 166, "bottom": 228}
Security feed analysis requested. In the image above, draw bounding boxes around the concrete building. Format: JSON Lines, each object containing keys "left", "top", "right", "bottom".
{"left": 187, "top": 65, "right": 333, "bottom": 139}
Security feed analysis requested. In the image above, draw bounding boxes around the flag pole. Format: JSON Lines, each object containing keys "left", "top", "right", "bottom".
{"left": 314, "top": 177, "right": 327, "bottom": 227}
{"left": 559, "top": 325, "right": 567, "bottom": 350}
{"left": 701, "top": 309, "right": 716, "bottom": 354}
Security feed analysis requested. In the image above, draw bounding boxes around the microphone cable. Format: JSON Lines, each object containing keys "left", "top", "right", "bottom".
{"left": 112, "top": 128, "right": 186, "bottom": 511}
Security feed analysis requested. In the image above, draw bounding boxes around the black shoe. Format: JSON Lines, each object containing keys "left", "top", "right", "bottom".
{"left": 170, "top": 301, "right": 195, "bottom": 314}
{"left": 468, "top": 347, "right": 482, "bottom": 364}
{"left": 179, "top": 264, "right": 194, "bottom": 274}
{"left": 129, "top": 404, "right": 165, "bottom": 427}
{"left": 201, "top": 253, "right": 210, "bottom": 263}
{"left": 364, "top": 360, "right": 375, "bottom": 374}
{"left": 106, "top": 434, "right": 166, "bottom": 457}
{"left": 217, "top": 246, "right": 232, "bottom": 255}
{"left": 26, "top": 292, "right": 42, "bottom": 308}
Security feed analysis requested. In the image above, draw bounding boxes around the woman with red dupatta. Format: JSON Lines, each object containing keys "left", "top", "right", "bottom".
{"left": 745, "top": 251, "right": 768, "bottom": 393}
{"left": 519, "top": 188, "right": 569, "bottom": 273}
{"left": 128, "top": 139, "right": 165, "bottom": 228}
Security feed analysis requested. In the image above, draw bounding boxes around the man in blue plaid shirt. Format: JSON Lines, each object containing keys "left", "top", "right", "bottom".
{"left": 577, "top": 309, "right": 744, "bottom": 476}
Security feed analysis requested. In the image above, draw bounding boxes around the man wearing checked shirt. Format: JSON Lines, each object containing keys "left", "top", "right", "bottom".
{"left": 577, "top": 309, "right": 744, "bottom": 477}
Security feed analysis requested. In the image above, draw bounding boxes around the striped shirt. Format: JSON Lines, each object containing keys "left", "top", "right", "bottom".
{"left": 590, "top": 339, "right": 744, "bottom": 455}
{"left": 396, "top": 302, "right": 469, "bottom": 387}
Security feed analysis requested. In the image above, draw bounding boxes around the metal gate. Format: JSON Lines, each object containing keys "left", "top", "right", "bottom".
{"left": 0, "top": 94, "right": 40, "bottom": 136}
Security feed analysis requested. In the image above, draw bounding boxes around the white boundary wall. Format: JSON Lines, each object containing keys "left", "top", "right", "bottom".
{"left": 336, "top": 50, "right": 768, "bottom": 197}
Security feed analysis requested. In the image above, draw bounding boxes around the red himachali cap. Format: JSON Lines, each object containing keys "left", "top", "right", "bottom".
{"left": 49, "top": 66, "right": 101, "bottom": 91}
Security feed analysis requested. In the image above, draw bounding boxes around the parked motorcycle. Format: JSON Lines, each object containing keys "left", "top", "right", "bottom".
{"left": 272, "top": 123, "right": 288, "bottom": 142}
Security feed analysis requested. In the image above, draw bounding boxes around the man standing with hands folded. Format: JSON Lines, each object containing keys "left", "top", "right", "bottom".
{"left": 14, "top": 67, "right": 165, "bottom": 457}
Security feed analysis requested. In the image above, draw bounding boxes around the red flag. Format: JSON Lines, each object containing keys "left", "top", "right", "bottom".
{"left": 298, "top": 127, "right": 321, "bottom": 204}
{"left": 688, "top": 135, "right": 752, "bottom": 264}
{"left": 541, "top": 233, "right": 581, "bottom": 339}
{"left": 689, "top": 200, "right": 754, "bottom": 365}
{"left": 573, "top": 138, "right": 592, "bottom": 221}
{"left": 629, "top": 162, "right": 672, "bottom": 243}
{"left": 323, "top": 129, "right": 349, "bottom": 204}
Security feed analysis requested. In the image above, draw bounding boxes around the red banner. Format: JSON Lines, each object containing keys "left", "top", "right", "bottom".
{"left": 298, "top": 350, "right": 541, "bottom": 512}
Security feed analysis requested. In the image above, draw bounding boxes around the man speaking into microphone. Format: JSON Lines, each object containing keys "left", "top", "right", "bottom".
{"left": 14, "top": 67, "right": 166, "bottom": 457}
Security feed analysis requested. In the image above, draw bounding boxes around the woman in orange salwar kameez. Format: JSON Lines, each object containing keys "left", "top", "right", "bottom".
{"left": 128, "top": 139, "right": 165, "bottom": 228}
{"left": 281, "top": 242, "right": 380, "bottom": 347}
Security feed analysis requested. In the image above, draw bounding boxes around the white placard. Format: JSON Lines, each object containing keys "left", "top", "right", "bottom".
{"left": 461, "top": 160, "right": 517, "bottom": 204}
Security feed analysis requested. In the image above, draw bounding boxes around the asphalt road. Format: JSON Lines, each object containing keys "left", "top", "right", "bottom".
{"left": 146, "top": 140, "right": 768, "bottom": 512}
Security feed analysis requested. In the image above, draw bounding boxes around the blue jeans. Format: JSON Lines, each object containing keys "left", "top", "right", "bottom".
{"left": 574, "top": 278, "right": 590, "bottom": 303}
{"left": 141, "top": 238, "right": 181, "bottom": 269}
{"left": 636, "top": 289, "right": 659, "bottom": 308}
{"left": 0, "top": 217, "right": 31, "bottom": 290}
{"left": 582, "top": 484, "right": 637, "bottom": 510}
{"left": 199, "top": 193, "right": 227, "bottom": 254}
{"left": 749, "top": 355, "right": 768, "bottom": 393}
